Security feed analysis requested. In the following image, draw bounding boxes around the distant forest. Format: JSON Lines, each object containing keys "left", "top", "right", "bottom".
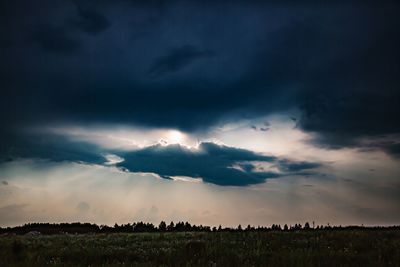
{"left": 1, "top": 222, "right": 399, "bottom": 235}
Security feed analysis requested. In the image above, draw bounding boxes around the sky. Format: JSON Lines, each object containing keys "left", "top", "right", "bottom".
{"left": 0, "top": 0, "right": 400, "bottom": 227}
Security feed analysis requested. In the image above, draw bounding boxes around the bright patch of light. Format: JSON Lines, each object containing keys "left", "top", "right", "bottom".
{"left": 103, "top": 154, "right": 124, "bottom": 165}
{"left": 41, "top": 125, "right": 198, "bottom": 150}
{"left": 166, "top": 130, "right": 185, "bottom": 144}
{"left": 170, "top": 176, "right": 202, "bottom": 183}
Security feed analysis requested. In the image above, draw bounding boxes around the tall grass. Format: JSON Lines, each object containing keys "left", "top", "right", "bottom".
{"left": 0, "top": 230, "right": 399, "bottom": 266}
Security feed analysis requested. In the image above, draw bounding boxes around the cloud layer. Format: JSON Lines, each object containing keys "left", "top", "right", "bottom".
{"left": 0, "top": 128, "right": 321, "bottom": 186}
{"left": 1, "top": 1, "right": 399, "bottom": 157}
{"left": 117, "top": 142, "right": 320, "bottom": 186}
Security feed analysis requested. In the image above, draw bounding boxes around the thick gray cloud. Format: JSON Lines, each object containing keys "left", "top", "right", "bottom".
{"left": 0, "top": 1, "right": 399, "bottom": 157}
{"left": 0, "top": 130, "right": 321, "bottom": 186}
{"left": 148, "top": 45, "right": 214, "bottom": 77}
{"left": 70, "top": 5, "right": 110, "bottom": 35}
{"left": 32, "top": 24, "right": 81, "bottom": 54}
{"left": 117, "top": 142, "right": 320, "bottom": 186}
{"left": 381, "top": 142, "right": 400, "bottom": 159}
{"left": 278, "top": 160, "right": 321, "bottom": 173}
{"left": 0, "top": 131, "right": 105, "bottom": 165}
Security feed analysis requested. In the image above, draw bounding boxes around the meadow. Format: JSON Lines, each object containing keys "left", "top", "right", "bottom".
{"left": 1, "top": 229, "right": 400, "bottom": 266}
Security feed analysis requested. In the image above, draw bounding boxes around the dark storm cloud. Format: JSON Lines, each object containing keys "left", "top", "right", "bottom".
{"left": 32, "top": 24, "right": 81, "bottom": 54}
{"left": 299, "top": 91, "right": 400, "bottom": 150}
{"left": 117, "top": 142, "right": 320, "bottom": 186}
{"left": 148, "top": 45, "right": 214, "bottom": 77}
{"left": 1, "top": 1, "right": 400, "bottom": 157}
{"left": 295, "top": 6, "right": 400, "bottom": 150}
{"left": 0, "top": 0, "right": 302, "bottom": 131}
{"left": 278, "top": 160, "right": 321, "bottom": 172}
{"left": 0, "top": 129, "right": 321, "bottom": 186}
{"left": 0, "top": 131, "right": 105, "bottom": 165}
{"left": 70, "top": 5, "right": 110, "bottom": 35}
{"left": 385, "top": 143, "right": 400, "bottom": 158}
{"left": 30, "top": 3, "right": 110, "bottom": 54}
{"left": 117, "top": 142, "right": 278, "bottom": 186}
{"left": 1, "top": 128, "right": 320, "bottom": 186}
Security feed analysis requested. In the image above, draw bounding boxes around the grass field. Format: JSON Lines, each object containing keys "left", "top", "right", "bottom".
{"left": 1, "top": 230, "right": 400, "bottom": 266}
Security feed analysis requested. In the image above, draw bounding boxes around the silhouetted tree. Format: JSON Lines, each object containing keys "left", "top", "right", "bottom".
{"left": 158, "top": 221, "right": 167, "bottom": 231}
{"left": 271, "top": 224, "right": 282, "bottom": 231}
{"left": 167, "top": 221, "right": 175, "bottom": 231}
{"left": 1, "top": 221, "right": 395, "bottom": 235}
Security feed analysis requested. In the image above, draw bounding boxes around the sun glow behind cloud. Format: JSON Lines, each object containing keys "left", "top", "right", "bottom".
{"left": 166, "top": 130, "right": 185, "bottom": 144}
{"left": 1, "top": 115, "right": 400, "bottom": 226}
{"left": 43, "top": 125, "right": 199, "bottom": 150}
{"left": 38, "top": 113, "right": 360, "bottom": 165}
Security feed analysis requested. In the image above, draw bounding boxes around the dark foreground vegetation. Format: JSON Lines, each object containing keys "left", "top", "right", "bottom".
{"left": 2, "top": 221, "right": 400, "bottom": 234}
{"left": 0, "top": 223, "right": 399, "bottom": 267}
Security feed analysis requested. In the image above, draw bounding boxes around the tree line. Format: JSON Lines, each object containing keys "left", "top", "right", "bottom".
{"left": 1, "top": 221, "right": 399, "bottom": 235}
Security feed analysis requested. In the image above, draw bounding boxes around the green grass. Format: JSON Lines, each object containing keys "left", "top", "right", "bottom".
{"left": 1, "top": 230, "right": 399, "bottom": 266}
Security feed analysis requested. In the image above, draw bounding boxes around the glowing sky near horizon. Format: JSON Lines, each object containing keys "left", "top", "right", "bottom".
{"left": 1, "top": 115, "right": 399, "bottom": 227}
